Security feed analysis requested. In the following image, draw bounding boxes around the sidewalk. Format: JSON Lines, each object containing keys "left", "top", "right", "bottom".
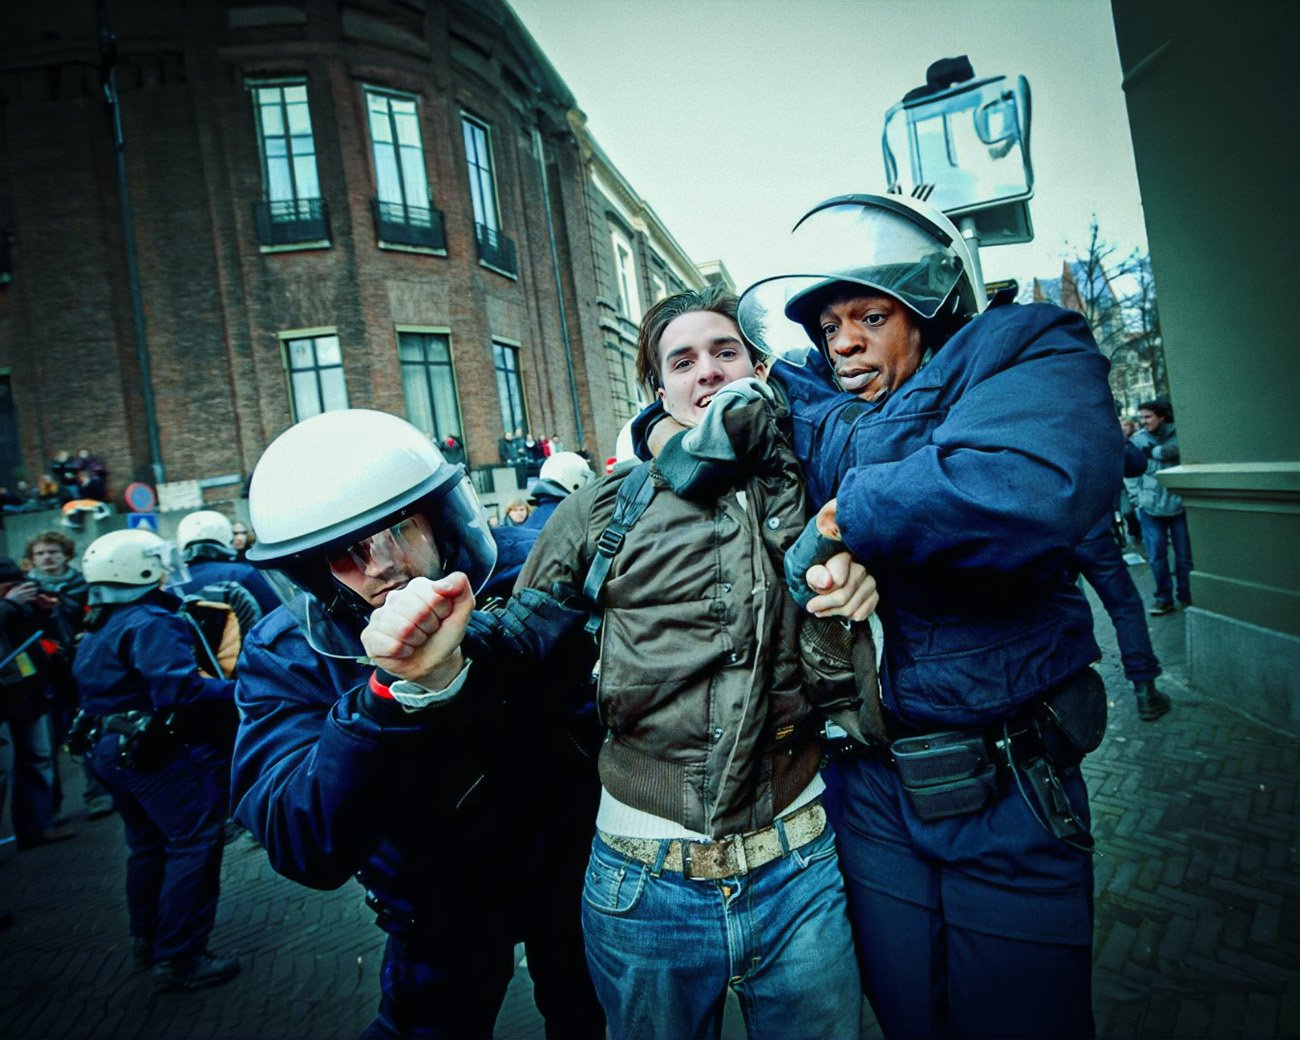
{"left": 0, "top": 561, "right": 1296, "bottom": 1038}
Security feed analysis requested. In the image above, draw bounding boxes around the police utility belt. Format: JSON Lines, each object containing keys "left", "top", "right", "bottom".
{"left": 599, "top": 799, "right": 826, "bottom": 881}
{"left": 841, "top": 669, "right": 1107, "bottom": 838}
{"left": 66, "top": 708, "right": 175, "bottom": 771}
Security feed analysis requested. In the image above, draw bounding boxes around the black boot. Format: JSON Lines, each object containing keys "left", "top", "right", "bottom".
{"left": 153, "top": 950, "right": 240, "bottom": 992}
{"left": 1133, "top": 680, "right": 1172, "bottom": 721}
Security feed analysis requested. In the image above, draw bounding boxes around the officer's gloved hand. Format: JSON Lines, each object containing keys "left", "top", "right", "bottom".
{"left": 655, "top": 379, "right": 775, "bottom": 500}
{"left": 785, "top": 517, "right": 845, "bottom": 608}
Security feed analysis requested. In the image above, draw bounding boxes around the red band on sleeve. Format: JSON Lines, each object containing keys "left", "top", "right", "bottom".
{"left": 368, "top": 670, "right": 396, "bottom": 700}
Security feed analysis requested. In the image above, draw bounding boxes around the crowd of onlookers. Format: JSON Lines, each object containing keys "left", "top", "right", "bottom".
{"left": 1, "top": 449, "right": 108, "bottom": 515}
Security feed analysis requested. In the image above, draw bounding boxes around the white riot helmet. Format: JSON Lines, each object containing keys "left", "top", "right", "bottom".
{"left": 176, "top": 510, "right": 235, "bottom": 559}
{"left": 247, "top": 409, "right": 496, "bottom": 659}
{"left": 737, "top": 193, "right": 987, "bottom": 359}
{"left": 537, "top": 451, "right": 594, "bottom": 494}
{"left": 83, "top": 529, "right": 189, "bottom": 606}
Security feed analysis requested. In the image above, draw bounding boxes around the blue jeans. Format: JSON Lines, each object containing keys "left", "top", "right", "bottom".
{"left": 1073, "top": 532, "right": 1161, "bottom": 682}
{"left": 0, "top": 710, "right": 58, "bottom": 843}
{"left": 1138, "top": 510, "right": 1193, "bottom": 607}
{"left": 88, "top": 735, "right": 227, "bottom": 963}
{"left": 582, "top": 823, "right": 861, "bottom": 1040}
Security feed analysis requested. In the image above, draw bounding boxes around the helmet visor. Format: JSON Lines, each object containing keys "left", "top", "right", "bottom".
{"left": 262, "top": 476, "right": 497, "bottom": 661}
{"left": 737, "top": 201, "right": 965, "bottom": 356}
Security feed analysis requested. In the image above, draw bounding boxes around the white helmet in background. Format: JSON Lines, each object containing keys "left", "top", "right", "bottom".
{"left": 737, "top": 192, "right": 987, "bottom": 359}
{"left": 247, "top": 409, "right": 496, "bottom": 659}
{"left": 537, "top": 451, "right": 594, "bottom": 494}
{"left": 83, "top": 529, "right": 188, "bottom": 605}
{"left": 176, "top": 510, "right": 235, "bottom": 558}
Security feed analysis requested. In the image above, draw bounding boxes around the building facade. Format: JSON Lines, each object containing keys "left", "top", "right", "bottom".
{"left": 1111, "top": 0, "right": 1300, "bottom": 728}
{"left": 0, "top": 0, "right": 713, "bottom": 509}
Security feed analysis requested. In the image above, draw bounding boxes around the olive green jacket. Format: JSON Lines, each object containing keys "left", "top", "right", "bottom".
{"left": 516, "top": 389, "right": 864, "bottom": 838}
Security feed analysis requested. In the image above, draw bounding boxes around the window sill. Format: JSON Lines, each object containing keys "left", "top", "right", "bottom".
{"left": 479, "top": 259, "right": 518, "bottom": 281}
{"left": 378, "top": 242, "right": 448, "bottom": 257}
{"left": 260, "top": 240, "right": 332, "bottom": 254}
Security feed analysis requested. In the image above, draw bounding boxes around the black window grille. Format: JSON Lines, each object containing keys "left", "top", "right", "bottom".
{"left": 475, "top": 222, "right": 517, "bottom": 276}
{"left": 372, "top": 198, "right": 446, "bottom": 250}
{"left": 253, "top": 198, "right": 330, "bottom": 246}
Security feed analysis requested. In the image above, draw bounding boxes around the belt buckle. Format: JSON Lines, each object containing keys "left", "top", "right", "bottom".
{"left": 681, "top": 833, "right": 748, "bottom": 880}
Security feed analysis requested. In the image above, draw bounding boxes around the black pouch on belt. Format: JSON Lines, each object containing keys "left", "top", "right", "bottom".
{"left": 890, "top": 730, "right": 999, "bottom": 822}
{"left": 1036, "top": 668, "right": 1108, "bottom": 769}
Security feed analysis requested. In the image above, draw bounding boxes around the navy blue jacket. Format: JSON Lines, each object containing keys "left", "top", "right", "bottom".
{"left": 180, "top": 552, "right": 280, "bottom": 617}
{"left": 231, "top": 589, "right": 594, "bottom": 924}
{"left": 772, "top": 302, "right": 1121, "bottom": 728}
{"left": 74, "top": 592, "right": 235, "bottom": 716}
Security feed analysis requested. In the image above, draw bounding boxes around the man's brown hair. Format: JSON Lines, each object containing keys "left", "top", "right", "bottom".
{"left": 24, "top": 530, "right": 76, "bottom": 562}
{"left": 635, "top": 285, "right": 765, "bottom": 393}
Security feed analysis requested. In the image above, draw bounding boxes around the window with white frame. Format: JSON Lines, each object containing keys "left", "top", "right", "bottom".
{"left": 611, "top": 229, "right": 641, "bottom": 323}
{"left": 285, "top": 333, "right": 348, "bottom": 420}
{"left": 365, "top": 88, "right": 430, "bottom": 214}
{"left": 398, "top": 332, "right": 463, "bottom": 444}
{"left": 461, "top": 115, "right": 500, "bottom": 233}
{"left": 650, "top": 273, "right": 668, "bottom": 303}
{"left": 252, "top": 82, "right": 321, "bottom": 204}
{"left": 492, "top": 342, "right": 527, "bottom": 437}
{"left": 604, "top": 340, "right": 641, "bottom": 426}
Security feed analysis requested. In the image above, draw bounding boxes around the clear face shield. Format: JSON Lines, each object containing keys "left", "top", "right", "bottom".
{"left": 737, "top": 201, "right": 967, "bottom": 358}
{"left": 262, "top": 477, "right": 498, "bottom": 661}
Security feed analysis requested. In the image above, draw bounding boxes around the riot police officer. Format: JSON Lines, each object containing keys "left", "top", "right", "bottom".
{"left": 232, "top": 409, "right": 603, "bottom": 1039}
{"left": 734, "top": 194, "right": 1119, "bottom": 1038}
{"left": 74, "top": 529, "right": 240, "bottom": 991}
{"left": 174, "top": 509, "right": 279, "bottom": 619}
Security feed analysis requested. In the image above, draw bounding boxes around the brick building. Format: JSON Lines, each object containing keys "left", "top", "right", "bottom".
{"left": 0, "top": 0, "right": 715, "bottom": 509}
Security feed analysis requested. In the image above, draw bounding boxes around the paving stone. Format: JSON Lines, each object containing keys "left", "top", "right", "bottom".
{"left": 0, "top": 569, "right": 1296, "bottom": 1038}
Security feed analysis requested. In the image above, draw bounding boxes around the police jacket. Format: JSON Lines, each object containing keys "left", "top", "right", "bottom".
{"left": 1126, "top": 423, "right": 1184, "bottom": 517}
{"left": 518, "top": 387, "right": 859, "bottom": 839}
{"left": 523, "top": 479, "right": 569, "bottom": 530}
{"left": 772, "top": 301, "right": 1121, "bottom": 730}
{"left": 74, "top": 591, "right": 235, "bottom": 717}
{"left": 180, "top": 545, "right": 281, "bottom": 616}
{"left": 230, "top": 590, "right": 594, "bottom": 925}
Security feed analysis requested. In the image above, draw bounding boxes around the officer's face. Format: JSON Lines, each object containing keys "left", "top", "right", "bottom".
{"left": 656, "top": 310, "right": 765, "bottom": 427}
{"left": 30, "top": 542, "right": 69, "bottom": 576}
{"left": 818, "top": 293, "right": 923, "bottom": 402}
{"left": 327, "top": 515, "right": 442, "bottom": 608}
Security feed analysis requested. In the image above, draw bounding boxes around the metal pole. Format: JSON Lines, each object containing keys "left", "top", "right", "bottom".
{"left": 531, "top": 125, "right": 585, "bottom": 448}
{"left": 100, "top": 20, "right": 165, "bottom": 486}
{"left": 959, "top": 215, "right": 985, "bottom": 293}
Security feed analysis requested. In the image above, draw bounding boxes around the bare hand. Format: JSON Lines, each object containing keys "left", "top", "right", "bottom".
{"left": 4, "top": 582, "right": 38, "bottom": 604}
{"left": 360, "top": 574, "right": 474, "bottom": 688}
{"left": 647, "top": 415, "right": 690, "bottom": 457}
{"left": 805, "top": 550, "right": 877, "bottom": 622}
{"left": 815, "top": 498, "right": 841, "bottom": 539}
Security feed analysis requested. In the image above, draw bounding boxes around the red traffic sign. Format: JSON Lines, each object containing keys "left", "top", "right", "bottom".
{"left": 123, "top": 482, "right": 157, "bottom": 513}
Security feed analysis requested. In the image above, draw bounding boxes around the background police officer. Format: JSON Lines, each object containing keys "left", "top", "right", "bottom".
{"left": 74, "top": 529, "right": 240, "bottom": 991}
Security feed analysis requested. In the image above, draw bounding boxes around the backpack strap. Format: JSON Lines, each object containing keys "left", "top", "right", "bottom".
{"left": 581, "top": 461, "right": 656, "bottom": 638}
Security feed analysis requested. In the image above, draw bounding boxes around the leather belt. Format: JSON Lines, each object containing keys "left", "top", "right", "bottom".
{"left": 598, "top": 800, "right": 827, "bottom": 881}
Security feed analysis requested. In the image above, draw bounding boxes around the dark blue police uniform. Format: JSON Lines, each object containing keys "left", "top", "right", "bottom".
{"left": 74, "top": 590, "right": 235, "bottom": 965}
{"left": 773, "top": 301, "right": 1121, "bottom": 1038}
{"left": 178, "top": 545, "right": 280, "bottom": 617}
{"left": 232, "top": 588, "right": 603, "bottom": 1039}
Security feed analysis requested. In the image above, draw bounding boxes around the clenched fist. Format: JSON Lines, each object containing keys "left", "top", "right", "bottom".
{"left": 360, "top": 573, "right": 474, "bottom": 688}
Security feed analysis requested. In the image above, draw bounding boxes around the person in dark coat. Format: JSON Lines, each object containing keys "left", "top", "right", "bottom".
{"left": 73, "top": 529, "right": 240, "bottom": 991}
{"left": 0, "top": 557, "right": 74, "bottom": 847}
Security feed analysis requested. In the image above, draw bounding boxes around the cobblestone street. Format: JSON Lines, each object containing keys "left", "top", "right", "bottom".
{"left": 1, "top": 563, "right": 1296, "bottom": 1038}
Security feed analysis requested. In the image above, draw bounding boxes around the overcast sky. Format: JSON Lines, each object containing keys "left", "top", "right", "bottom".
{"left": 508, "top": 0, "right": 1149, "bottom": 293}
